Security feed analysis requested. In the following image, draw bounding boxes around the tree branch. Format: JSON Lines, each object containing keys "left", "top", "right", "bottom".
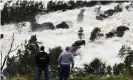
{"left": 10, "top": 46, "right": 19, "bottom": 53}
{"left": 1, "top": 33, "right": 18, "bottom": 71}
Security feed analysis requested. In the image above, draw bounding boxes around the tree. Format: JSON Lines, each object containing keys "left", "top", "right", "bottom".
{"left": 1, "top": 33, "right": 19, "bottom": 71}
{"left": 5, "top": 35, "right": 39, "bottom": 76}
{"left": 90, "top": 27, "right": 102, "bottom": 41}
{"left": 118, "top": 45, "right": 131, "bottom": 58}
{"left": 49, "top": 47, "right": 63, "bottom": 77}
{"left": 106, "top": 65, "right": 112, "bottom": 75}
{"left": 4, "top": 35, "right": 64, "bottom": 78}
{"left": 113, "top": 63, "right": 125, "bottom": 75}
{"left": 124, "top": 50, "right": 133, "bottom": 75}
{"left": 84, "top": 58, "right": 106, "bottom": 76}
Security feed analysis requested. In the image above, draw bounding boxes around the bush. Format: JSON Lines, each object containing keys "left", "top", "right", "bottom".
{"left": 5, "top": 35, "right": 39, "bottom": 76}
{"left": 118, "top": 45, "right": 131, "bottom": 58}
{"left": 84, "top": 58, "right": 106, "bottom": 76}
{"left": 106, "top": 65, "right": 112, "bottom": 75}
{"left": 113, "top": 63, "right": 125, "bottom": 75}
{"left": 90, "top": 27, "right": 102, "bottom": 41}
{"left": 115, "top": 45, "right": 133, "bottom": 75}
{"left": 72, "top": 67, "right": 86, "bottom": 77}
{"left": 5, "top": 35, "right": 64, "bottom": 78}
{"left": 49, "top": 46, "right": 63, "bottom": 77}
{"left": 124, "top": 50, "right": 133, "bottom": 75}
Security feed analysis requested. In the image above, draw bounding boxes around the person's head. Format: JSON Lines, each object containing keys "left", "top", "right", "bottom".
{"left": 40, "top": 46, "right": 44, "bottom": 51}
{"left": 65, "top": 46, "right": 70, "bottom": 51}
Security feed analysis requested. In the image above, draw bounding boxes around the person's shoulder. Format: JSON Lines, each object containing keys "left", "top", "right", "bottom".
{"left": 37, "top": 51, "right": 46, "bottom": 55}
{"left": 68, "top": 52, "right": 72, "bottom": 55}
{"left": 43, "top": 51, "right": 48, "bottom": 55}
{"left": 43, "top": 51, "right": 47, "bottom": 53}
{"left": 35, "top": 52, "right": 41, "bottom": 57}
{"left": 60, "top": 51, "right": 65, "bottom": 55}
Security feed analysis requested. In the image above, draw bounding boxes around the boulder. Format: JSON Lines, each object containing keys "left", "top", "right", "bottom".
{"left": 70, "top": 45, "right": 81, "bottom": 54}
{"left": 0, "top": 34, "right": 4, "bottom": 39}
{"left": 106, "top": 32, "right": 115, "bottom": 38}
{"left": 96, "top": 14, "right": 108, "bottom": 20}
{"left": 30, "top": 22, "right": 55, "bottom": 32}
{"left": 96, "top": 16, "right": 103, "bottom": 20}
{"left": 104, "top": 9, "right": 115, "bottom": 17}
{"left": 64, "top": 21, "right": 73, "bottom": 28}
{"left": 56, "top": 22, "right": 69, "bottom": 29}
{"left": 70, "top": 40, "right": 85, "bottom": 55}
{"left": 116, "top": 31, "right": 124, "bottom": 37}
{"left": 116, "top": 26, "right": 129, "bottom": 32}
{"left": 72, "top": 40, "right": 85, "bottom": 47}
{"left": 61, "top": 9, "right": 66, "bottom": 12}
{"left": 99, "top": 14, "right": 108, "bottom": 18}
{"left": 114, "top": 5, "right": 123, "bottom": 12}
{"left": 125, "top": 5, "right": 129, "bottom": 10}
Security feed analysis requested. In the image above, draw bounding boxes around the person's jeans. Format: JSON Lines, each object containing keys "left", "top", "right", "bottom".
{"left": 36, "top": 66, "right": 49, "bottom": 80}
{"left": 59, "top": 65, "right": 70, "bottom": 80}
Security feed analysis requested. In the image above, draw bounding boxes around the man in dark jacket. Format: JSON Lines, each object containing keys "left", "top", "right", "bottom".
{"left": 35, "top": 46, "right": 49, "bottom": 80}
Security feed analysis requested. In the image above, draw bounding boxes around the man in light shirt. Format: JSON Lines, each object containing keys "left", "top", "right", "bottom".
{"left": 58, "top": 46, "right": 74, "bottom": 80}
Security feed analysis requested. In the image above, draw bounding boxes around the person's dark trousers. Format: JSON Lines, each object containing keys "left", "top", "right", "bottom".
{"left": 59, "top": 65, "right": 70, "bottom": 80}
{"left": 36, "top": 66, "right": 49, "bottom": 80}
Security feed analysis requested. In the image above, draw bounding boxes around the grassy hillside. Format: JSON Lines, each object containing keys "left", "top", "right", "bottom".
{"left": 9, "top": 75, "right": 133, "bottom": 80}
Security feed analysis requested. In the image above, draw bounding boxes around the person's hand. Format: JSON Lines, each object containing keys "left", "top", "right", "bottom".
{"left": 71, "top": 65, "right": 74, "bottom": 69}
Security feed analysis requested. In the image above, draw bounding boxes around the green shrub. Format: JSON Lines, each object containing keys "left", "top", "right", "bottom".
{"left": 84, "top": 58, "right": 106, "bottom": 76}
{"left": 90, "top": 27, "right": 102, "bottom": 41}
{"left": 5, "top": 35, "right": 39, "bottom": 76}
{"left": 49, "top": 46, "right": 63, "bottom": 77}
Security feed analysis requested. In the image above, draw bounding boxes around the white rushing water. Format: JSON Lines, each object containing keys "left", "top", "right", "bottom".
{"left": 0, "top": 2, "right": 133, "bottom": 69}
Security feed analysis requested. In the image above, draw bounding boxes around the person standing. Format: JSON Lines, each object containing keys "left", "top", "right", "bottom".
{"left": 35, "top": 46, "right": 50, "bottom": 80}
{"left": 58, "top": 46, "right": 74, "bottom": 80}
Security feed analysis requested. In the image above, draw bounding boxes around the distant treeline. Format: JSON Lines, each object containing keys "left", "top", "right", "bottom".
{"left": 1, "top": 1, "right": 128, "bottom": 25}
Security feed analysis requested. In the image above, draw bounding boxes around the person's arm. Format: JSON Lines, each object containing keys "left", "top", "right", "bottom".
{"left": 35, "top": 53, "right": 39, "bottom": 65}
{"left": 71, "top": 54, "right": 74, "bottom": 68}
{"left": 46, "top": 53, "right": 50, "bottom": 64}
{"left": 58, "top": 53, "right": 62, "bottom": 65}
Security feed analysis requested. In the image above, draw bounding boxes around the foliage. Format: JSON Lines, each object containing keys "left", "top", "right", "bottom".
{"left": 113, "top": 63, "right": 125, "bottom": 75}
{"left": 118, "top": 45, "right": 131, "bottom": 58}
{"left": 115, "top": 45, "right": 133, "bottom": 75}
{"left": 1, "top": 1, "right": 115, "bottom": 25}
{"left": 84, "top": 58, "right": 106, "bottom": 76}
{"left": 106, "top": 65, "right": 112, "bottom": 75}
{"left": 49, "top": 46, "right": 63, "bottom": 77}
{"left": 124, "top": 49, "right": 133, "bottom": 75}
{"left": 5, "top": 35, "right": 39, "bottom": 76}
{"left": 1, "top": 1, "right": 45, "bottom": 25}
{"left": 5, "top": 35, "right": 63, "bottom": 78}
{"left": 9, "top": 75, "right": 131, "bottom": 80}
{"left": 72, "top": 67, "right": 86, "bottom": 77}
{"left": 90, "top": 27, "right": 102, "bottom": 41}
